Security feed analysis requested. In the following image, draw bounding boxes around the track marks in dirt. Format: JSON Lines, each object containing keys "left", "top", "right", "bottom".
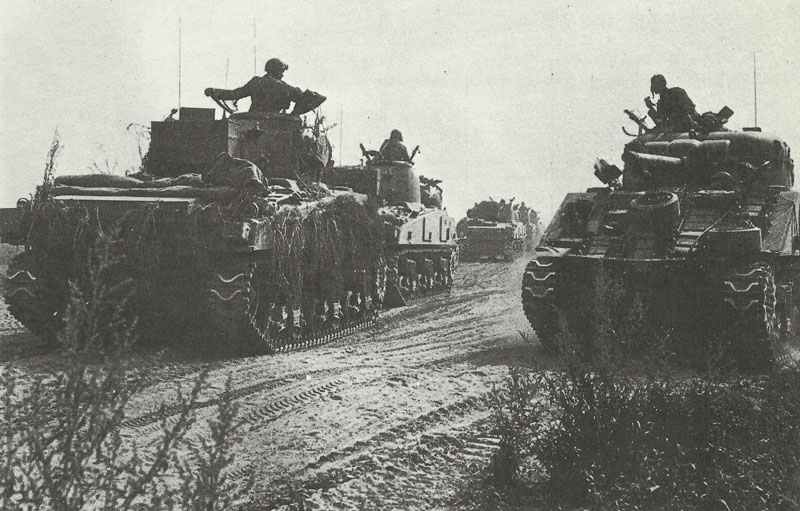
{"left": 235, "top": 377, "right": 349, "bottom": 434}
{"left": 257, "top": 402, "right": 501, "bottom": 509}
{"left": 254, "top": 393, "right": 495, "bottom": 507}
{"left": 122, "top": 367, "right": 352, "bottom": 429}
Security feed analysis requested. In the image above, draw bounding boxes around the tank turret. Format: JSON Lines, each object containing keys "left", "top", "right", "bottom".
{"left": 145, "top": 107, "right": 329, "bottom": 180}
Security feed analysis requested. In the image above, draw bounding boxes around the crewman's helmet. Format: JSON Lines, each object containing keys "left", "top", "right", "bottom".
{"left": 650, "top": 74, "right": 667, "bottom": 94}
{"left": 265, "top": 58, "right": 289, "bottom": 76}
{"left": 390, "top": 129, "right": 403, "bottom": 141}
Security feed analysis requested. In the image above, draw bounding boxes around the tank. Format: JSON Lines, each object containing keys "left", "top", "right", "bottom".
{"left": 325, "top": 149, "right": 459, "bottom": 307}
{"left": 3, "top": 101, "right": 392, "bottom": 355}
{"left": 457, "top": 200, "right": 537, "bottom": 261}
{"left": 522, "top": 107, "right": 797, "bottom": 368}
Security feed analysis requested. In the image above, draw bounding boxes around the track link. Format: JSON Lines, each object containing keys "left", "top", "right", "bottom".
{"left": 521, "top": 257, "right": 562, "bottom": 351}
{"left": 718, "top": 261, "right": 777, "bottom": 369}
{"left": 205, "top": 257, "right": 381, "bottom": 355}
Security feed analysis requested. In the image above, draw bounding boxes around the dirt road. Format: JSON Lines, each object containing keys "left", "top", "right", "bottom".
{"left": 2, "top": 256, "right": 552, "bottom": 509}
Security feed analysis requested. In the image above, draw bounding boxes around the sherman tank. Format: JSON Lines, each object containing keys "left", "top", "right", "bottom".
{"left": 522, "top": 107, "right": 797, "bottom": 367}
{"left": 325, "top": 148, "right": 458, "bottom": 307}
{"left": 457, "top": 200, "right": 536, "bottom": 261}
{"left": 4, "top": 84, "right": 456, "bottom": 354}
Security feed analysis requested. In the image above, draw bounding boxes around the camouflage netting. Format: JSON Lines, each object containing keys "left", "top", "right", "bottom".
{"left": 263, "top": 194, "right": 383, "bottom": 305}
{"left": 12, "top": 192, "right": 383, "bottom": 348}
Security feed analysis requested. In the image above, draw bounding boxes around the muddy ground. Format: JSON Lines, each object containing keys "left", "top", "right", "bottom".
{"left": 1, "top": 248, "right": 553, "bottom": 510}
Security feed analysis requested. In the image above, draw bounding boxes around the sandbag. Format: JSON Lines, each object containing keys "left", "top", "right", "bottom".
{"left": 50, "top": 185, "right": 237, "bottom": 200}
{"left": 54, "top": 174, "right": 145, "bottom": 188}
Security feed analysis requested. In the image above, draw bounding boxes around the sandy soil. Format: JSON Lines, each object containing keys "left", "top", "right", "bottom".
{"left": 1, "top": 253, "right": 554, "bottom": 510}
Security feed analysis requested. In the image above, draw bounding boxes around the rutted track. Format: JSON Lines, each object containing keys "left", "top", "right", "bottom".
{"left": 122, "top": 367, "right": 355, "bottom": 429}
{"left": 2, "top": 252, "right": 546, "bottom": 510}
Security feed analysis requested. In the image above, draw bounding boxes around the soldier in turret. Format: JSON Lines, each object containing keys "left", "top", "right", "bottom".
{"left": 644, "top": 74, "right": 699, "bottom": 132}
{"left": 518, "top": 201, "right": 529, "bottom": 224}
{"left": 204, "top": 57, "right": 303, "bottom": 115}
{"left": 379, "top": 129, "right": 411, "bottom": 162}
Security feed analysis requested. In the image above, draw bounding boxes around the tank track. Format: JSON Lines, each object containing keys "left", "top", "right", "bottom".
{"left": 383, "top": 246, "right": 457, "bottom": 307}
{"left": 205, "top": 256, "right": 380, "bottom": 355}
{"left": 5, "top": 242, "right": 456, "bottom": 355}
{"left": 521, "top": 257, "right": 561, "bottom": 351}
{"left": 3, "top": 254, "right": 64, "bottom": 342}
{"left": 718, "top": 261, "right": 777, "bottom": 369}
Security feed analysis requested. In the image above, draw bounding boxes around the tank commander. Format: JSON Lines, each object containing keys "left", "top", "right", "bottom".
{"left": 379, "top": 129, "right": 411, "bottom": 162}
{"left": 204, "top": 57, "right": 303, "bottom": 115}
{"left": 644, "top": 74, "right": 699, "bottom": 132}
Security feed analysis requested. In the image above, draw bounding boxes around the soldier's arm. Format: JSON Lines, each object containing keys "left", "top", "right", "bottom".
{"left": 206, "top": 77, "right": 258, "bottom": 100}
{"left": 286, "top": 83, "right": 304, "bottom": 102}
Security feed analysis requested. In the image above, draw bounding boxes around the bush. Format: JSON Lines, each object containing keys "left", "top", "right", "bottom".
{"left": 0, "top": 239, "right": 251, "bottom": 510}
{"left": 490, "top": 366, "right": 800, "bottom": 510}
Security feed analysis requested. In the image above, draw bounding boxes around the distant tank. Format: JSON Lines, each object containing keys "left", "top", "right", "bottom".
{"left": 325, "top": 146, "right": 458, "bottom": 306}
{"left": 4, "top": 85, "right": 453, "bottom": 354}
{"left": 522, "top": 107, "right": 797, "bottom": 368}
{"left": 458, "top": 199, "right": 537, "bottom": 261}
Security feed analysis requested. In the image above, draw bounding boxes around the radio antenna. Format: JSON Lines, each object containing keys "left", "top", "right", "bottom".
{"left": 252, "top": 15, "right": 257, "bottom": 75}
{"left": 225, "top": 57, "right": 230, "bottom": 87}
{"left": 339, "top": 106, "right": 344, "bottom": 164}
{"left": 753, "top": 51, "right": 758, "bottom": 127}
{"left": 177, "top": 17, "right": 182, "bottom": 113}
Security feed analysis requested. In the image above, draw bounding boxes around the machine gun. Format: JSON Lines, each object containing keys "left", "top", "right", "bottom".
{"left": 410, "top": 145, "right": 421, "bottom": 162}
{"left": 622, "top": 109, "right": 652, "bottom": 137}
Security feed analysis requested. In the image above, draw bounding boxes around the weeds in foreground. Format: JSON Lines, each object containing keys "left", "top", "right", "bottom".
{"left": 0, "top": 237, "right": 252, "bottom": 510}
{"left": 490, "top": 365, "right": 800, "bottom": 511}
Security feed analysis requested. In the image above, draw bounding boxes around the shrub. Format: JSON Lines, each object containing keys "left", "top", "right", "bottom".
{"left": 490, "top": 366, "right": 800, "bottom": 510}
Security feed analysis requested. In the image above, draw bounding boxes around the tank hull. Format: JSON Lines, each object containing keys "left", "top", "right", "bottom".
{"left": 459, "top": 222, "right": 528, "bottom": 262}
{"left": 3, "top": 189, "right": 384, "bottom": 355}
{"left": 522, "top": 253, "right": 796, "bottom": 369}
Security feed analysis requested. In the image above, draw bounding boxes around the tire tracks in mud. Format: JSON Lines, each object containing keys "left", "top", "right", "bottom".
{"left": 302, "top": 429, "right": 501, "bottom": 510}
{"left": 253, "top": 391, "right": 498, "bottom": 506}
{"left": 251, "top": 392, "right": 499, "bottom": 508}
{"left": 122, "top": 366, "right": 355, "bottom": 429}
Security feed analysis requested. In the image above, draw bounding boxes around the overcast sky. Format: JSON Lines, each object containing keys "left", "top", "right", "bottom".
{"left": 1, "top": 0, "right": 798, "bottom": 220}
